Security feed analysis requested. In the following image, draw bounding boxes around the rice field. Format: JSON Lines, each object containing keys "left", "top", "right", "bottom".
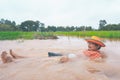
{"left": 0, "top": 31, "right": 56, "bottom": 40}
{"left": 0, "top": 31, "right": 120, "bottom": 40}
{"left": 54, "top": 31, "right": 120, "bottom": 39}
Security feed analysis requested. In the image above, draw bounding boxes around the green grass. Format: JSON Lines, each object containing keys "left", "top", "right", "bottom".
{"left": 0, "top": 31, "right": 120, "bottom": 40}
{"left": 0, "top": 31, "right": 56, "bottom": 40}
{"left": 54, "top": 31, "right": 120, "bottom": 39}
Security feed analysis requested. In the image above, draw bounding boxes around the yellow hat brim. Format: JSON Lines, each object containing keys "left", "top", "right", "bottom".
{"left": 85, "top": 39, "right": 105, "bottom": 47}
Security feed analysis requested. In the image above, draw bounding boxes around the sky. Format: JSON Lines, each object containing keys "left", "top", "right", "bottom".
{"left": 0, "top": 0, "right": 120, "bottom": 28}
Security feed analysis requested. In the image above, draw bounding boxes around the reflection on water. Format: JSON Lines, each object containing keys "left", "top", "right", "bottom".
{"left": 0, "top": 36, "right": 120, "bottom": 80}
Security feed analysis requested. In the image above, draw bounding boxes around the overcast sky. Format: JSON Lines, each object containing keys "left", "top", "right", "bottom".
{"left": 0, "top": 0, "right": 120, "bottom": 28}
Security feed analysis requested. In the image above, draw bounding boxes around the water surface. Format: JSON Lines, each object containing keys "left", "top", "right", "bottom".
{"left": 0, "top": 36, "right": 120, "bottom": 80}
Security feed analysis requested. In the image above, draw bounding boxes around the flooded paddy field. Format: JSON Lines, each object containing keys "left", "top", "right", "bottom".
{"left": 0, "top": 36, "right": 120, "bottom": 80}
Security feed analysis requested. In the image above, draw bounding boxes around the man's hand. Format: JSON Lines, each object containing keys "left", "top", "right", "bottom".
{"left": 59, "top": 56, "right": 69, "bottom": 63}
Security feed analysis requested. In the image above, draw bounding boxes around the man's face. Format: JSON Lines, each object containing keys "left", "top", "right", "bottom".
{"left": 88, "top": 42, "right": 99, "bottom": 51}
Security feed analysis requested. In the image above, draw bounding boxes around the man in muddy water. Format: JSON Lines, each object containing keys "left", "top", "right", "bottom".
{"left": 0, "top": 36, "right": 106, "bottom": 63}
{"left": 59, "top": 36, "right": 106, "bottom": 63}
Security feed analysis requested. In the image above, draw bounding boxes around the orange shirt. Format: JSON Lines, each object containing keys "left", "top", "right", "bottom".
{"left": 83, "top": 50, "right": 102, "bottom": 60}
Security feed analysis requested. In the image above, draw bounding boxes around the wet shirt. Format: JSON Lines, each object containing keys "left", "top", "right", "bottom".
{"left": 83, "top": 50, "right": 102, "bottom": 60}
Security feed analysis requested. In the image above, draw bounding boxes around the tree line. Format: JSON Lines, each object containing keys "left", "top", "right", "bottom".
{"left": 99, "top": 20, "right": 120, "bottom": 30}
{"left": 0, "top": 18, "right": 120, "bottom": 32}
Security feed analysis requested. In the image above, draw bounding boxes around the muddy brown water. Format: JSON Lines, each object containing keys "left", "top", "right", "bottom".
{"left": 0, "top": 36, "right": 120, "bottom": 80}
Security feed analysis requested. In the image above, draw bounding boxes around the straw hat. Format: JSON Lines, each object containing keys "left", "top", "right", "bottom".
{"left": 85, "top": 36, "right": 105, "bottom": 47}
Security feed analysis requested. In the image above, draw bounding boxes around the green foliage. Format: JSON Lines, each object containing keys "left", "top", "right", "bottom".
{"left": 20, "top": 20, "right": 39, "bottom": 31}
{"left": 55, "top": 31, "right": 120, "bottom": 39}
{"left": 0, "top": 31, "right": 119, "bottom": 40}
{"left": 0, "top": 31, "right": 35, "bottom": 40}
{"left": 0, "top": 31, "right": 21, "bottom": 40}
{"left": 0, "top": 18, "right": 120, "bottom": 32}
{"left": 0, "top": 19, "right": 17, "bottom": 31}
{"left": 102, "top": 24, "right": 120, "bottom": 30}
{"left": 99, "top": 20, "right": 107, "bottom": 30}
{"left": 47, "top": 26, "right": 57, "bottom": 32}
{"left": 0, "top": 24, "right": 15, "bottom": 31}
{"left": 0, "top": 32, "right": 57, "bottom": 40}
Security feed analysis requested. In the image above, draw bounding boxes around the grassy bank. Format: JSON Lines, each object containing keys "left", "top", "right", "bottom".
{"left": 0, "top": 31, "right": 120, "bottom": 40}
{"left": 0, "top": 32, "right": 34, "bottom": 40}
{"left": 54, "top": 31, "right": 120, "bottom": 39}
{"left": 0, "top": 31, "right": 57, "bottom": 40}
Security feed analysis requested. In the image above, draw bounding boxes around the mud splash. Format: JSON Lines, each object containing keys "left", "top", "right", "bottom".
{"left": 0, "top": 36, "right": 120, "bottom": 80}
